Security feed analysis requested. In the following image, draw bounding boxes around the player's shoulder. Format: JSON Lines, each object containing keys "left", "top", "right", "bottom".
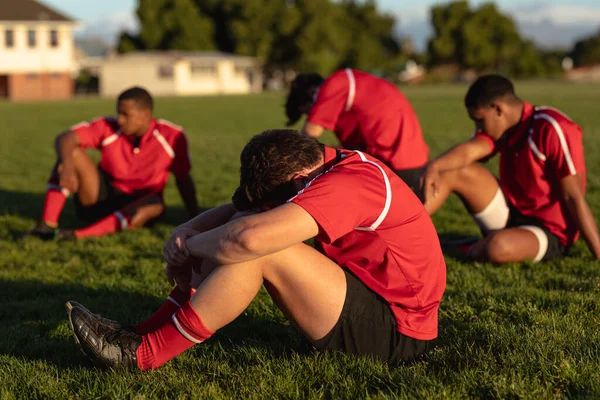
{"left": 534, "top": 106, "right": 577, "bottom": 128}
{"left": 72, "top": 116, "right": 117, "bottom": 132}
{"left": 532, "top": 106, "right": 581, "bottom": 140}
{"left": 155, "top": 119, "right": 186, "bottom": 137}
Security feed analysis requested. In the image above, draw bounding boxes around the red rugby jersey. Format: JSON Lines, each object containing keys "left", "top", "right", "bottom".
{"left": 307, "top": 69, "right": 429, "bottom": 170}
{"left": 475, "top": 102, "right": 586, "bottom": 246}
{"left": 290, "top": 146, "right": 446, "bottom": 340}
{"left": 71, "top": 118, "right": 192, "bottom": 195}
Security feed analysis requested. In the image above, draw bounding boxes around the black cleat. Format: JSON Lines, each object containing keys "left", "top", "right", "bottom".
{"left": 66, "top": 302, "right": 142, "bottom": 370}
{"left": 57, "top": 229, "right": 77, "bottom": 242}
{"left": 22, "top": 221, "right": 57, "bottom": 241}
{"left": 65, "top": 301, "right": 134, "bottom": 332}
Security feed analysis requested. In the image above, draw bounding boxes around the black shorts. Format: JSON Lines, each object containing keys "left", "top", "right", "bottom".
{"left": 504, "top": 207, "right": 567, "bottom": 261}
{"left": 74, "top": 168, "right": 142, "bottom": 222}
{"left": 313, "top": 270, "right": 431, "bottom": 364}
{"left": 395, "top": 166, "right": 426, "bottom": 202}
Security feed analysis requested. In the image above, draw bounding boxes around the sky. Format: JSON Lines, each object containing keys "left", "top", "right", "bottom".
{"left": 42, "top": 0, "right": 600, "bottom": 50}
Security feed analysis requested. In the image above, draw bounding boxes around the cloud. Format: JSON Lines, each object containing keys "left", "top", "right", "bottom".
{"left": 74, "top": 10, "right": 139, "bottom": 45}
{"left": 393, "top": 3, "right": 600, "bottom": 52}
{"left": 509, "top": 4, "right": 600, "bottom": 25}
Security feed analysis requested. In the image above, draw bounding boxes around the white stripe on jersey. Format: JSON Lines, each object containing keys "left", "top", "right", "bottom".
{"left": 153, "top": 129, "right": 175, "bottom": 158}
{"left": 534, "top": 113, "right": 577, "bottom": 175}
{"left": 344, "top": 68, "right": 356, "bottom": 112}
{"left": 101, "top": 133, "right": 121, "bottom": 147}
{"left": 353, "top": 151, "right": 392, "bottom": 231}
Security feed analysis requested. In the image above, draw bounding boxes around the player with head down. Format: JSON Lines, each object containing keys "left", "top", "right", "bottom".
{"left": 25, "top": 87, "right": 199, "bottom": 240}
{"left": 285, "top": 69, "right": 429, "bottom": 194}
{"left": 65, "top": 129, "right": 446, "bottom": 370}
{"left": 421, "top": 74, "right": 600, "bottom": 263}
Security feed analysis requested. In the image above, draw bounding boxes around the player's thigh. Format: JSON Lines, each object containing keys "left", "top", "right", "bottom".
{"left": 485, "top": 228, "right": 541, "bottom": 263}
{"left": 70, "top": 149, "right": 100, "bottom": 205}
{"left": 444, "top": 163, "right": 500, "bottom": 213}
{"left": 261, "top": 243, "right": 347, "bottom": 342}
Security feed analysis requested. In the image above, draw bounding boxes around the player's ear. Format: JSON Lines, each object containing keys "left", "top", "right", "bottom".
{"left": 490, "top": 102, "right": 503, "bottom": 117}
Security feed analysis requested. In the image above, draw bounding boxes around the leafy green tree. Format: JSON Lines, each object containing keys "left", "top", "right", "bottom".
{"left": 570, "top": 31, "right": 600, "bottom": 67}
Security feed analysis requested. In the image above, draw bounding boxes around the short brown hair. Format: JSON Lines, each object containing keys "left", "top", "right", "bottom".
{"left": 232, "top": 130, "right": 323, "bottom": 211}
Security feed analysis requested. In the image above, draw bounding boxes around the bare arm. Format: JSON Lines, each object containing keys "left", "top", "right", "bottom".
{"left": 301, "top": 121, "right": 325, "bottom": 139}
{"left": 428, "top": 136, "right": 493, "bottom": 172}
{"left": 175, "top": 174, "right": 199, "bottom": 218}
{"left": 177, "top": 203, "right": 238, "bottom": 233}
{"left": 560, "top": 174, "right": 600, "bottom": 259}
{"left": 185, "top": 202, "right": 319, "bottom": 265}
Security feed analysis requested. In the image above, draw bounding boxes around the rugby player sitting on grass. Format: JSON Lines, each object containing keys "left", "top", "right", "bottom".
{"left": 286, "top": 69, "right": 429, "bottom": 194}
{"left": 65, "top": 129, "right": 446, "bottom": 370}
{"left": 25, "top": 87, "right": 198, "bottom": 241}
{"left": 421, "top": 74, "right": 600, "bottom": 263}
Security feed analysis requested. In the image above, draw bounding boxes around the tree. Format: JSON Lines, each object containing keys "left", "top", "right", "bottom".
{"left": 118, "top": 0, "right": 402, "bottom": 75}
{"left": 118, "top": 0, "right": 215, "bottom": 52}
{"left": 570, "top": 30, "right": 600, "bottom": 67}
{"left": 426, "top": 1, "right": 542, "bottom": 76}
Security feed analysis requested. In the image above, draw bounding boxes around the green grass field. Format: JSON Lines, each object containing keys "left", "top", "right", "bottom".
{"left": 0, "top": 81, "right": 599, "bottom": 399}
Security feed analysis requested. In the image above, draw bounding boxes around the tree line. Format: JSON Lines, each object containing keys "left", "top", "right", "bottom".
{"left": 118, "top": 0, "right": 600, "bottom": 78}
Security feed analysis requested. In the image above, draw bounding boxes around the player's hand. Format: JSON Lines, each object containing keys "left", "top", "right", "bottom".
{"left": 163, "top": 228, "right": 199, "bottom": 267}
{"left": 166, "top": 263, "right": 193, "bottom": 292}
{"left": 420, "top": 165, "right": 441, "bottom": 205}
{"left": 59, "top": 163, "right": 79, "bottom": 192}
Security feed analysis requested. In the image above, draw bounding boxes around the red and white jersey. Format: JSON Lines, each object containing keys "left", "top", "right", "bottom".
{"left": 71, "top": 118, "right": 192, "bottom": 195}
{"left": 475, "top": 102, "right": 586, "bottom": 246}
{"left": 290, "top": 146, "right": 446, "bottom": 341}
{"left": 307, "top": 69, "right": 429, "bottom": 170}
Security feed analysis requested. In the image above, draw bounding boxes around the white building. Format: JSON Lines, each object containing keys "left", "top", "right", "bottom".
{"left": 0, "top": 0, "right": 77, "bottom": 101}
{"left": 100, "top": 51, "right": 263, "bottom": 97}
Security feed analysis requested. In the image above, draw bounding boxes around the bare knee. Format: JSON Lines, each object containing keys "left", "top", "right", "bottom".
{"left": 485, "top": 233, "right": 515, "bottom": 264}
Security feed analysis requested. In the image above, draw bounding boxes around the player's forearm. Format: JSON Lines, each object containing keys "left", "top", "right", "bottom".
{"left": 176, "top": 176, "right": 199, "bottom": 217}
{"left": 567, "top": 198, "right": 600, "bottom": 259}
{"left": 429, "top": 142, "right": 479, "bottom": 172}
{"left": 185, "top": 218, "right": 262, "bottom": 265}
{"left": 178, "top": 203, "right": 237, "bottom": 233}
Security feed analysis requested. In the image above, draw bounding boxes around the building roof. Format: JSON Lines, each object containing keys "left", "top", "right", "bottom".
{"left": 106, "top": 51, "right": 259, "bottom": 65}
{"left": 0, "top": 0, "right": 74, "bottom": 22}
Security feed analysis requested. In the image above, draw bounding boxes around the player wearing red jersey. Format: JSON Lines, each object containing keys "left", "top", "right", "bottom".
{"left": 421, "top": 75, "right": 600, "bottom": 263}
{"left": 285, "top": 69, "right": 429, "bottom": 193}
{"left": 65, "top": 129, "right": 446, "bottom": 370}
{"left": 26, "top": 87, "right": 198, "bottom": 240}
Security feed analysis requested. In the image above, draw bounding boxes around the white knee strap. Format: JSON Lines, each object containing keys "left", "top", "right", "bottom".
{"left": 518, "top": 225, "right": 549, "bottom": 262}
{"left": 472, "top": 189, "right": 510, "bottom": 234}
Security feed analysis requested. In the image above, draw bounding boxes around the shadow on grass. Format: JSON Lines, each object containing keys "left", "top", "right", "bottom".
{"left": 0, "top": 279, "right": 308, "bottom": 369}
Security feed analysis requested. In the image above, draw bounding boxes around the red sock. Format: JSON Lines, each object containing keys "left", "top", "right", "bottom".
{"left": 75, "top": 211, "right": 130, "bottom": 239}
{"left": 136, "top": 300, "right": 214, "bottom": 371}
{"left": 41, "top": 184, "right": 70, "bottom": 226}
{"left": 133, "top": 287, "right": 194, "bottom": 335}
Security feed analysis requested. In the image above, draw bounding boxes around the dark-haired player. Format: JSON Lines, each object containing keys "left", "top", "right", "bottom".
{"left": 421, "top": 74, "right": 600, "bottom": 263}
{"left": 26, "top": 87, "right": 198, "bottom": 240}
{"left": 285, "top": 69, "right": 429, "bottom": 193}
{"left": 65, "top": 129, "right": 446, "bottom": 370}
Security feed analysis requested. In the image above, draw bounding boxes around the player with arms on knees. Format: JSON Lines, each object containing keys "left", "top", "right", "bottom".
{"left": 65, "top": 130, "right": 446, "bottom": 370}
{"left": 285, "top": 69, "right": 429, "bottom": 194}
{"left": 421, "top": 74, "right": 600, "bottom": 263}
{"left": 26, "top": 87, "right": 198, "bottom": 240}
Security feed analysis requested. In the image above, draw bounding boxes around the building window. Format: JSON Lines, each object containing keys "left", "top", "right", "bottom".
{"left": 49, "top": 30, "right": 59, "bottom": 48}
{"left": 50, "top": 73, "right": 62, "bottom": 79}
{"left": 5, "top": 29, "right": 14, "bottom": 48}
{"left": 27, "top": 73, "right": 38, "bottom": 80}
{"left": 190, "top": 63, "right": 216, "bottom": 76}
{"left": 158, "top": 65, "right": 174, "bottom": 79}
{"left": 235, "top": 65, "right": 252, "bottom": 75}
{"left": 28, "top": 29, "right": 36, "bottom": 48}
